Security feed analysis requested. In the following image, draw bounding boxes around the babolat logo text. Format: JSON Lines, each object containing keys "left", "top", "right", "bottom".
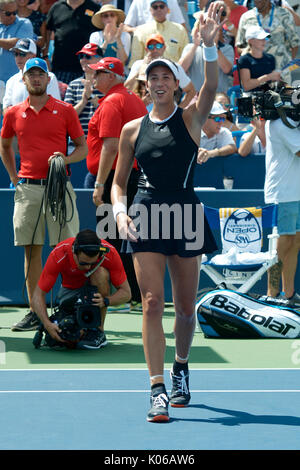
{"left": 210, "top": 294, "right": 296, "bottom": 337}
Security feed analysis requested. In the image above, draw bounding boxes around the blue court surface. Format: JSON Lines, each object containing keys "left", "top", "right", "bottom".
{"left": 1, "top": 368, "right": 300, "bottom": 450}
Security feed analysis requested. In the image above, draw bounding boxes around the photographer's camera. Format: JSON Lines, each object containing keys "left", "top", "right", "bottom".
{"left": 33, "top": 285, "right": 101, "bottom": 349}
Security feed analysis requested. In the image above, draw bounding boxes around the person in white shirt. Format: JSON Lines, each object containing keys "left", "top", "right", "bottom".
{"left": 264, "top": 115, "right": 300, "bottom": 306}
{"left": 124, "top": 0, "right": 185, "bottom": 33}
{"left": 197, "top": 101, "right": 237, "bottom": 163}
{"left": 2, "top": 37, "right": 60, "bottom": 113}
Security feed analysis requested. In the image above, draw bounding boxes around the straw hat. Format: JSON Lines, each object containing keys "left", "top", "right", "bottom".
{"left": 92, "top": 4, "right": 126, "bottom": 30}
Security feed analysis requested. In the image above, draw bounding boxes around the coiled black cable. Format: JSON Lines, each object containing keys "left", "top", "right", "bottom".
{"left": 43, "top": 155, "right": 75, "bottom": 239}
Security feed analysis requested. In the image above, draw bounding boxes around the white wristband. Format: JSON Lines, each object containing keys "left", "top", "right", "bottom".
{"left": 203, "top": 45, "right": 218, "bottom": 62}
{"left": 113, "top": 202, "right": 127, "bottom": 221}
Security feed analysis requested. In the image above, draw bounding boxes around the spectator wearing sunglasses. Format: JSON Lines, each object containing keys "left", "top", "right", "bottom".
{"left": 64, "top": 43, "right": 104, "bottom": 138}
{"left": 197, "top": 100, "right": 237, "bottom": 164}
{"left": 90, "top": 4, "right": 131, "bottom": 67}
{"left": 129, "top": 0, "right": 188, "bottom": 68}
{"left": 125, "top": 33, "right": 196, "bottom": 108}
{"left": 2, "top": 37, "right": 60, "bottom": 113}
{"left": 124, "top": 0, "right": 186, "bottom": 34}
{"left": 0, "top": 0, "right": 34, "bottom": 83}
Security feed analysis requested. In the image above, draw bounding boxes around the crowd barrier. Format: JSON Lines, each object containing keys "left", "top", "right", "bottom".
{"left": 1, "top": 188, "right": 299, "bottom": 305}
{"left": 193, "top": 153, "right": 265, "bottom": 189}
{"left": 0, "top": 153, "right": 266, "bottom": 191}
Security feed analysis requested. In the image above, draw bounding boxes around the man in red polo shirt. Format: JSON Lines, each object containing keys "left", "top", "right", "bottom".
{"left": 0, "top": 57, "right": 88, "bottom": 332}
{"left": 86, "top": 57, "right": 147, "bottom": 308}
{"left": 32, "top": 229, "right": 131, "bottom": 349}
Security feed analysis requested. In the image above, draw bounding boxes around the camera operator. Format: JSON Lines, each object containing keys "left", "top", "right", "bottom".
{"left": 264, "top": 97, "right": 300, "bottom": 306}
{"left": 31, "top": 229, "right": 131, "bottom": 349}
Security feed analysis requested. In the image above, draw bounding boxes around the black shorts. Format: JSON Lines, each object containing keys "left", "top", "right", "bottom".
{"left": 121, "top": 188, "right": 217, "bottom": 257}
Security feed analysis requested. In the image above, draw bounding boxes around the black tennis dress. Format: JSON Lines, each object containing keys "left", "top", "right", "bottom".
{"left": 122, "top": 106, "right": 217, "bottom": 257}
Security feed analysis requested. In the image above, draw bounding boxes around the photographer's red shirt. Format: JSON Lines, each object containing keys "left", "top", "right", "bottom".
{"left": 38, "top": 237, "right": 127, "bottom": 292}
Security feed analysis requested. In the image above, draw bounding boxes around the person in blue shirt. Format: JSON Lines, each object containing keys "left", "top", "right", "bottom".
{"left": 0, "top": 0, "right": 34, "bottom": 83}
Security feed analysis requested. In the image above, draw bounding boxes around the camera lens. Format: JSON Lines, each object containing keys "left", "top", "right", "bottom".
{"left": 81, "top": 310, "right": 94, "bottom": 325}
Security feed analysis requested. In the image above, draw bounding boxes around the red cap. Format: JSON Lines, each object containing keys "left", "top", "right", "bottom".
{"left": 88, "top": 57, "right": 124, "bottom": 77}
{"left": 76, "top": 43, "right": 102, "bottom": 56}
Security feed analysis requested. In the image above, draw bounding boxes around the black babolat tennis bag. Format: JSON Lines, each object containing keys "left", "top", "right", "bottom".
{"left": 196, "top": 288, "right": 300, "bottom": 338}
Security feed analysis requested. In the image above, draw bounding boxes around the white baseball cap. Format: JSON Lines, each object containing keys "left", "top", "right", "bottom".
{"left": 245, "top": 25, "right": 270, "bottom": 41}
{"left": 209, "top": 101, "right": 227, "bottom": 115}
{"left": 10, "top": 38, "right": 37, "bottom": 55}
{"left": 145, "top": 58, "right": 179, "bottom": 80}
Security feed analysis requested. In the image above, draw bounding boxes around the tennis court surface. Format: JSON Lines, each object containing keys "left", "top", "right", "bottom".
{"left": 1, "top": 305, "right": 300, "bottom": 450}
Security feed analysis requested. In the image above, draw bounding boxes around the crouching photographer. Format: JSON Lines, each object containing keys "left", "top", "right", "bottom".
{"left": 31, "top": 229, "right": 131, "bottom": 349}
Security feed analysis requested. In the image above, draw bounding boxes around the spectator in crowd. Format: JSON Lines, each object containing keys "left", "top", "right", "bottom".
{"left": 124, "top": 0, "right": 185, "bottom": 33}
{"left": 223, "top": 0, "right": 248, "bottom": 40}
{"left": 45, "top": 0, "right": 99, "bottom": 84}
{"left": 129, "top": 0, "right": 189, "bottom": 68}
{"left": 222, "top": 0, "right": 248, "bottom": 86}
{"left": 236, "top": 0, "right": 299, "bottom": 84}
{"left": 125, "top": 34, "right": 196, "bottom": 108}
{"left": 16, "top": 0, "right": 47, "bottom": 54}
{"left": 238, "top": 116, "right": 266, "bottom": 156}
{"left": 0, "top": 58, "right": 87, "bottom": 331}
{"left": 130, "top": 72, "right": 153, "bottom": 109}
{"left": 0, "top": 0, "right": 34, "bottom": 83}
{"left": 90, "top": 4, "right": 131, "bottom": 65}
{"left": 86, "top": 57, "right": 147, "bottom": 305}
{"left": 64, "top": 43, "right": 104, "bottom": 137}
{"left": 32, "top": 229, "right": 131, "bottom": 349}
{"left": 215, "top": 91, "right": 239, "bottom": 132}
{"left": 264, "top": 109, "right": 300, "bottom": 306}
{"left": 3, "top": 37, "right": 60, "bottom": 112}
{"left": 237, "top": 25, "right": 281, "bottom": 92}
{"left": 197, "top": 100, "right": 237, "bottom": 164}
{"left": 179, "top": 8, "right": 234, "bottom": 93}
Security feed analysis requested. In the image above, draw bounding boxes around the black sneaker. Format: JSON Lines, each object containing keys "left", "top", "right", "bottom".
{"left": 77, "top": 329, "right": 107, "bottom": 350}
{"left": 11, "top": 311, "right": 40, "bottom": 331}
{"left": 147, "top": 390, "right": 169, "bottom": 422}
{"left": 170, "top": 369, "right": 191, "bottom": 408}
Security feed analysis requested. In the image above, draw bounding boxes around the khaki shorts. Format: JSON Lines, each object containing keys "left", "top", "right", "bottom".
{"left": 13, "top": 181, "right": 80, "bottom": 246}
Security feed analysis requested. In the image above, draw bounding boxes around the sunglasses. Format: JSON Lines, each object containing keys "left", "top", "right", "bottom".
{"left": 78, "top": 53, "right": 98, "bottom": 60}
{"left": 13, "top": 51, "right": 28, "bottom": 57}
{"left": 209, "top": 116, "right": 226, "bottom": 122}
{"left": 101, "top": 12, "right": 117, "bottom": 17}
{"left": 151, "top": 4, "right": 167, "bottom": 9}
{"left": 95, "top": 70, "right": 110, "bottom": 76}
{"left": 147, "top": 43, "right": 164, "bottom": 50}
{"left": 1, "top": 9, "right": 17, "bottom": 16}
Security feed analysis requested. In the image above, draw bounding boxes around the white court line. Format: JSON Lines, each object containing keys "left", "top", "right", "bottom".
{"left": 0, "top": 389, "right": 300, "bottom": 393}
{"left": 1, "top": 367, "right": 300, "bottom": 372}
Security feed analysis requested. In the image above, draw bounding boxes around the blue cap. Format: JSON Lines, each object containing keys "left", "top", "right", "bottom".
{"left": 23, "top": 58, "right": 48, "bottom": 74}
